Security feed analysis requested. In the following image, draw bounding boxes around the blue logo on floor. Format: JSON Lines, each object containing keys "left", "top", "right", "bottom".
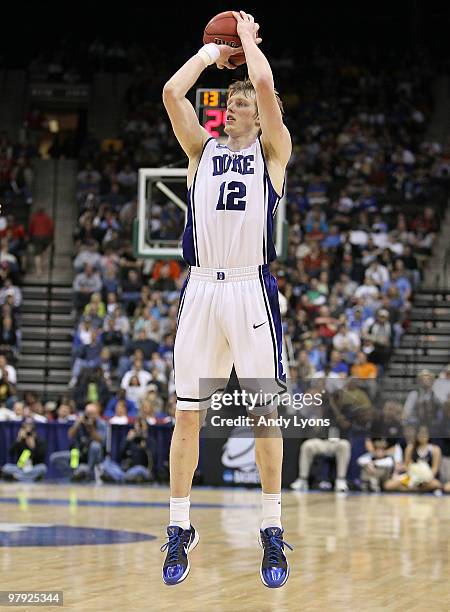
{"left": 0, "top": 524, "right": 156, "bottom": 547}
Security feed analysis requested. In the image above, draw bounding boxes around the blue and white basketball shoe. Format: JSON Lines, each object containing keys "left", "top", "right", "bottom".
{"left": 258, "top": 527, "right": 293, "bottom": 588}
{"left": 161, "top": 525, "right": 199, "bottom": 586}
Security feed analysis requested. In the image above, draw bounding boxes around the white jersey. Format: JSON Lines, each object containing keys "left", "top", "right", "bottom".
{"left": 182, "top": 137, "right": 283, "bottom": 268}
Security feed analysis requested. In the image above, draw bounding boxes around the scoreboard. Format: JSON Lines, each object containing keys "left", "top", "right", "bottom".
{"left": 195, "top": 88, "right": 228, "bottom": 139}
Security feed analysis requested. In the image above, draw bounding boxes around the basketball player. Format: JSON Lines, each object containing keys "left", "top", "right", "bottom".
{"left": 161, "top": 10, "right": 292, "bottom": 588}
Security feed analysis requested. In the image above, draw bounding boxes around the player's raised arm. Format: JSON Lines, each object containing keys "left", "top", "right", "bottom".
{"left": 162, "top": 45, "right": 243, "bottom": 159}
{"left": 233, "top": 10, "right": 291, "bottom": 166}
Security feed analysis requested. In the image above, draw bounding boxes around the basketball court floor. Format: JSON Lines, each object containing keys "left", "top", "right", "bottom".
{"left": 1, "top": 483, "right": 449, "bottom": 611}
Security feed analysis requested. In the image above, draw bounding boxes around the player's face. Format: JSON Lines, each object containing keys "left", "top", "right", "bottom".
{"left": 224, "top": 93, "right": 259, "bottom": 136}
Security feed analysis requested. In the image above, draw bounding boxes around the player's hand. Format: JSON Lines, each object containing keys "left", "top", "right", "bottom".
{"left": 215, "top": 44, "right": 243, "bottom": 70}
{"left": 232, "top": 10, "right": 261, "bottom": 44}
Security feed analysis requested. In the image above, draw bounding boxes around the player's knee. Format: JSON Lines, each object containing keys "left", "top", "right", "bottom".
{"left": 174, "top": 410, "right": 203, "bottom": 433}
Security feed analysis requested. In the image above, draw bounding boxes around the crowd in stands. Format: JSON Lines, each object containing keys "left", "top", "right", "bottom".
{"left": 1, "top": 46, "right": 450, "bottom": 491}
{"left": 0, "top": 131, "right": 46, "bottom": 396}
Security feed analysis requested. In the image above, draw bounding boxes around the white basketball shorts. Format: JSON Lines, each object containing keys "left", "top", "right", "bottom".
{"left": 174, "top": 264, "right": 286, "bottom": 412}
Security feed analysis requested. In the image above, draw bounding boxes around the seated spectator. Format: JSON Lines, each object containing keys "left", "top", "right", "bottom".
{"left": 0, "top": 403, "right": 14, "bottom": 420}
{"left": 1, "top": 419, "right": 47, "bottom": 482}
{"left": 26, "top": 398, "right": 47, "bottom": 423}
{"left": 314, "top": 306, "right": 339, "bottom": 341}
{"left": 153, "top": 263, "right": 177, "bottom": 291}
{"left": 10, "top": 400, "right": 27, "bottom": 421}
{"left": 28, "top": 208, "right": 53, "bottom": 276}
{"left": 290, "top": 388, "right": 350, "bottom": 492}
{"left": 432, "top": 364, "right": 450, "bottom": 404}
{"left": 364, "top": 260, "right": 389, "bottom": 287}
{"left": 0, "top": 367, "right": 16, "bottom": 405}
{"left": 116, "top": 163, "right": 137, "bottom": 197}
{"left": 56, "top": 401, "right": 77, "bottom": 423}
{"left": 10, "top": 156, "right": 33, "bottom": 204}
{"left": 83, "top": 292, "right": 106, "bottom": 318}
{"left": 73, "top": 367, "right": 111, "bottom": 411}
{"left": 126, "top": 330, "right": 159, "bottom": 362}
{"left": 109, "top": 399, "right": 130, "bottom": 424}
{"left": 73, "top": 240, "right": 102, "bottom": 272}
{"left": 102, "top": 317, "right": 125, "bottom": 362}
{"left": 0, "top": 315, "right": 18, "bottom": 357}
{"left": 121, "top": 269, "right": 142, "bottom": 315}
{"left": 357, "top": 437, "right": 397, "bottom": 492}
{"left": 77, "top": 162, "right": 101, "bottom": 198}
{"left": 140, "top": 394, "right": 168, "bottom": 424}
{"left": 104, "top": 305, "right": 130, "bottom": 337}
{"left": 105, "top": 291, "right": 119, "bottom": 314}
{"left": 362, "top": 308, "right": 392, "bottom": 366}
{"left": 384, "top": 425, "right": 442, "bottom": 493}
{"left": 123, "top": 373, "right": 148, "bottom": 405}
{"left": 104, "top": 388, "right": 138, "bottom": 418}
{"left": 50, "top": 402, "right": 106, "bottom": 481}
{"left": 0, "top": 352, "right": 17, "bottom": 383}
{"left": 0, "top": 277, "right": 22, "bottom": 308}
{"left": 0, "top": 241, "right": 20, "bottom": 282}
{"left": 70, "top": 327, "right": 104, "bottom": 387}
{"left": 306, "top": 341, "right": 328, "bottom": 373}
{"left": 351, "top": 352, "right": 377, "bottom": 379}
{"left": 99, "top": 347, "right": 113, "bottom": 384}
{"left": 73, "top": 263, "right": 103, "bottom": 313}
{"left": 0, "top": 214, "right": 27, "bottom": 271}
{"left": 100, "top": 416, "right": 153, "bottom": 483}
{"left": 332, "top": 324, "right": 361, "bottom": 362}
{"left": 328, "top": 350, "right": 349, "bottom": 376}
{"left": 403, "top": 369, "right": 443, "bottom": 431}
{"left": 102, "top": 265, "right": 120, "bottom": 296}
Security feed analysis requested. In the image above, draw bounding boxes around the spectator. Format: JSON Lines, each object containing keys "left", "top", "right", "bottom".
{"left": 108, "top": 399, "right": 130, "bottom": 424}
{"left": 73, "top": 367, "right": 111, "bottom": 411}
{"left": 357, "top": 436, "right": 397, "bottom": 492}
{"left": 56, "top": 402, "right": 77, "bottom": 423}
{"left": 100, "top": 416, "right": 153, "bottom": 483}
{"left": 290, "top": 387, "right": 351, "bottom": 492}
{"left": 0, "top": 353, "right": 17, "bottom": 384}
{"left": 104, "top": 388, "right": 138, "bottom": 418}
{"left": 432, "top": 364, "right": 450, "bottom": 404}
{"left": 0, "top": 316, "right": 18, "bottom": 357}
{"left": 362, "top": 308, "right": 392, "bottom": 366}
{"left": 73, "top": 241, "right": 102, "bottom": 272}
{"left": 73, "top": 263, "right": 103, "bottom": 312}
{"left": 351, "top": 352, "right": 377, "bottom": 379}
{"left": 0, "top": 277, "right": 22, "bottom": 308}
{"left": 403, "top": 369, "right": 443, "bottom": 431}
{"left": 69, "top": 327, "right": 104, "bottom": 387}
{"left": 1, "top": 419, "right": 47, "bottom": 482}
{"left": 384, "top": 426, "right": 442, "bottom": 493}
{"left": 28, "top": 208, "right": 54, "bottom": 276}
{"left": 50, "top": 402, "right": 106, "bottom": 481}
{"left": 122, "top": 373, "right": 148, "bottom": 405}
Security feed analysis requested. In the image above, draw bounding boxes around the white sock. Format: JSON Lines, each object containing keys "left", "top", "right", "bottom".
{"left": 169, "top": 496, "right": 190, "bottom": 530}
{"left": 261, "top": 492, "right": 282, "bottom": 530}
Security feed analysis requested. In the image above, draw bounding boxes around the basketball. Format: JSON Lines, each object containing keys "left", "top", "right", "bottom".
{"left": 203, "top": 11, "right": 246, "bottom": 66}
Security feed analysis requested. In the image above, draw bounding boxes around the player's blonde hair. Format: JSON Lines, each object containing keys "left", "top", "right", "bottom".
{"left": 227, "top": 78, "right": 284, "bottom": 118}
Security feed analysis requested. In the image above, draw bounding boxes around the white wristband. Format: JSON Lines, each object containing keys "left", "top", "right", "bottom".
{"left": 197, "top": 43, "right": 220, "bottom": 67}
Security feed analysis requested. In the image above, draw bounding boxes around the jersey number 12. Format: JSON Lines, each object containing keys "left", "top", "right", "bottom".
{"left": 216, "top": 181, "right": 247, "bottom": 211}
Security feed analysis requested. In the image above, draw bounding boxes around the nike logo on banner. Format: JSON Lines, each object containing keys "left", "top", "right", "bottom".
{"left": 253, "top": 322, "right": 267, "bottom": 329}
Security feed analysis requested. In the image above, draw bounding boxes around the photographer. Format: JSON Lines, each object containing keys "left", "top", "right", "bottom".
{"left": 1, "top": 419, "right": 47, "bottom": 481}
{"left": 100, "top": 416, "right": 153, "bottom": 483}
{"left": 49, "top": 402, "right": 106, "bottom": 481}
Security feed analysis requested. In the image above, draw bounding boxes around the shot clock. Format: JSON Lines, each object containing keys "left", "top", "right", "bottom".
{"left": 195, "top": 88, "right": 228, "bottom": 139}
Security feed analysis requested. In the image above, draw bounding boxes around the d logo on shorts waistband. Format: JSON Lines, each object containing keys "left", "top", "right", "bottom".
{"left": 217, "top": 271, "right": 225, "bottom": 280}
